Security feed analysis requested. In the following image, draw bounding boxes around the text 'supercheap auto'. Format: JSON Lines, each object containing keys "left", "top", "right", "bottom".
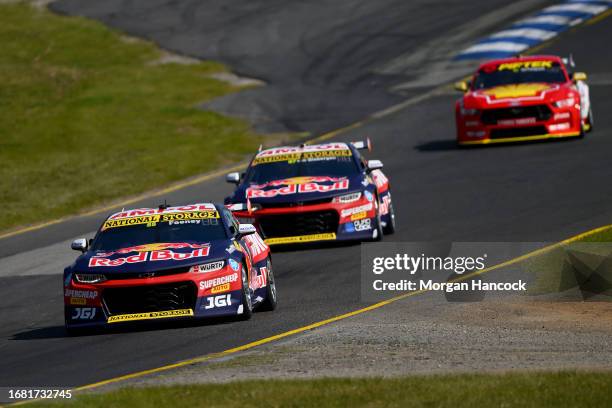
{"left": 224, "top": 140, "right": 396, "bottom": 245}
{"left": 64, "top": 203, "right": 277, "bottom": 333}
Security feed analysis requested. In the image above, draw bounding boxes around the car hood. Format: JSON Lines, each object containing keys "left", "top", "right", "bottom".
{"left": 234, "top": 174, "right": 364, "bottom": 205}
{"left": 71, "top": 240, "right": 232, "bottom": 274}
{"left": 464, "top": 82, "right": 571, "bottom": 108}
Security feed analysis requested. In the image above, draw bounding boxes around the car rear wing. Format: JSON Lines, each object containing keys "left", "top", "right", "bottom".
{"left": 351, "top": 137, "right": 372, "bottom": 152}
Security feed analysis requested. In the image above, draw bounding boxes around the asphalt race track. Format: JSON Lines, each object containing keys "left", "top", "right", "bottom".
{"left": 1, "top": 1, "right": 612, "bottom": 388}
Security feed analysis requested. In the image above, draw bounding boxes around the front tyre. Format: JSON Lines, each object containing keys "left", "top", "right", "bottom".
{"left": 238, "top": 263, "right": 253, "bottom": 320}
{"left": 586, "top": 108, "right": 594, "bottom": 132}
{"left": 382, "top": 194, "right": 396, "bottom": 235}
{"left": 371, "top": 197, "right": 383, "bottom": 242}
{"left": 258, "top": 257, "right": 277, "bottom": 312}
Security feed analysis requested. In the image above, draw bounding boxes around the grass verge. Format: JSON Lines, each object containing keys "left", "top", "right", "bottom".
{"left": 32, "top": 371, "right": 612, "bottom": 407}
{"left": 0, "top": 2, "right": 263, "bottom": 232}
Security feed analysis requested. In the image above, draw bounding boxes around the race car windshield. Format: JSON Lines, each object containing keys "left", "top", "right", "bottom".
{"left": 245, "top": 155, "right": 359, "bottom": 184}
{"left": 473, "top": 62, "right": 566, "bottom": 89}
{"left": 91, "top": 219, "right": 227, "bottom": 251}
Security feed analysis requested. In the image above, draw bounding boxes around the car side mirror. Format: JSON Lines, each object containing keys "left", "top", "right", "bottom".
{"left": 226, "top": 172, "right": 240, "bottom": 184}
{"left": 238, "top": 224, "right": 257, "bottom": 236}
{"left": 573, "top": 72, "right": 587, "bottom": 82}
{"left": 71, "top": 238, "right": 88, "bottom": 253}
{"left": 367, "top": 160, "right": 384, "bottom": 172}
{"left": 454, "top": 81, "right": 469, "bottom": 92}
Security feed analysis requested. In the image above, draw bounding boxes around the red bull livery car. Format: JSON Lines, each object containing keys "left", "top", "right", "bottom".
{"left": 224, "top": 141, "right": 396, "bottom": 245}
{"left": 64, "top": 203, "right": 276, "bottom": 333}
{"left": 455, "top": 55, "right": 592, "bottom": 145}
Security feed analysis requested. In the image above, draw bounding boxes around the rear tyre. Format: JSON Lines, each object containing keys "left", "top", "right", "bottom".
{"left": 238, "top": 263, "right": 253, "bottom": 320}
{"left": 258, "top": 257, "right": 277, "bottom": 312}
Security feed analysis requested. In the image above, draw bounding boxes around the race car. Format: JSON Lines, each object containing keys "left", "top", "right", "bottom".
{"left": 224, "top": 140, "right": 395, "bottom": 245}
{"left": 454, "top": 55, "right": 592, "bottom": 145}
{"left": 64, "top": 203, "right": 276, "bottom": 333}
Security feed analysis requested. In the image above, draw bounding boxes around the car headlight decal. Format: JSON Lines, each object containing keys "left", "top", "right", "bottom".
{"left": 74, "top": 273, "right": 107, "bottom": 284}
{"left": 553, "top": 97, "right": 576, "bottom": 108}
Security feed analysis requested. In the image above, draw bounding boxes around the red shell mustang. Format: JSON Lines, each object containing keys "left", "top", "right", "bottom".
{"left": 455, "top": 55, "right": 592, "bottom": 145}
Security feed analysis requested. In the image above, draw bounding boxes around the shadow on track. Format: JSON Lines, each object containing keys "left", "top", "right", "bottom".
{"left": 11, "top": 315, "right": 246, "bottom": 339}
{"left": 269, "top": 240, "right": 360, "bottom": 253}
{"left": 414, "top": 139, "right": 459, "bottom": 152}
{"left": 415, "top": 136, "right": 584, "bottom": 152}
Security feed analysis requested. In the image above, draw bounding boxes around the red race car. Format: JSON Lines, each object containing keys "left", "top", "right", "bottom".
{"left": 454, "top": 55, "right": 592, "bottom": 145}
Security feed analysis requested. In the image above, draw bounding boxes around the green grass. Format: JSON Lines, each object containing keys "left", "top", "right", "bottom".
{"left": 0, "top": 2, "right": 263, "bottom": 232}
{"left": 33, "top": 371, "right": 612, "bottom": 407}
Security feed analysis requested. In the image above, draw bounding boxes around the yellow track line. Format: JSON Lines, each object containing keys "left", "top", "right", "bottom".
{"left": 10, "top": 222, "right": 604, "bottom": 403}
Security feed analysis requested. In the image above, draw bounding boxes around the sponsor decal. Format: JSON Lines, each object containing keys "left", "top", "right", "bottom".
{"left": 364, "top": 190, "right": 374, "bottom": 202}
{"left": 102, "top": 211, "right": 219, "bottom": 230}
{"left": 64, "top": 289, "right": 98, "bottom": 299}
{"left": 265, "top": 233, "right": 336, "bottom": 245}
{"left": 160, "top": 211, "right": 219, "bottom": 222}
{"left": 341, "top": 203, "right": 373, "bottom": 218}
{"left": 70, "top": 298, "right": 87, "bottom": 305}
{"left": 89, "top": 247, "right": 210, "bottom": 267}
{"left": 71, "top": 307, "right": 96, "bottom": 320}
{"left": 199, "top": 273, "right": 239, "bottom": 290}
{"left": 380, "top": 194, "right": 392, "bottom": 216}
{"left": 211, "top": 283, "right": 231, "bottom": 294}
{"left": 496, "top": 60, "right": 553, "bottom": 72}
{"left": 244, "top": 233, "right": 267, "bottom": 258}
{"left": 351, "top": 211, "right": 367, "bottom": 221}
{"left": 229, "top": 258, "right": 240, "bottom": 271}
{"left": 108, "top": 204, "right": 217, "bottom": 220}
{"left": 97, "top": 242, "right": 209, "bottom": 257}
{"left": 253, "top": 144, "right": 352, "bottom": 165}
{"left": 354, "top": 218, "right": 372, "bottom": 232}
{"left": 498, "top": 117, "right": 537, "bottom": 126}
{"left": 250, "top": 176, "right": 344, "bottom": 189}
{"left": 192, "top": 260, "right": 225, "bottom": 273}
{"left": 371, "top": 170, "right": 388, "bottom": 190}
{"left": 253, "top": 150, "right": 351, "bottom": 165}
{"left": 107, "top": 309, "right": 193, "bottom": 323}
{"left": 247, "top": 178, "right": 349, "bottom": 198}
{"left": 203, "top": 294, "right": 232, "bottom": 310}
{"left": 251, "top": 266, "right": 268, "bottom": 290}
{"left": 482, "top": 84, "right": 550, "bottom": 99}
{"left": 102, "top": 215, "right": 160, "bottom": 230}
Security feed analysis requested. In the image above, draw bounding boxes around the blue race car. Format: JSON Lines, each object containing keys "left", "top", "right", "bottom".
{"left": 64, "top": 203, "right": 276, "bottom": 333}
{"left": 224, "top": 140, "right": 396, "bottom": 245}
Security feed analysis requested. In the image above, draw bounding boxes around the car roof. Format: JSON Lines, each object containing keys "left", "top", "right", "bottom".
{"left": 106, "top": 203, "right": 218, "bottom": 221}
{"left": 477, "top": 55, "right": 564, "bottom": 72}
{"left": 255, "top": 142, "right": 353, "bottom": 159}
